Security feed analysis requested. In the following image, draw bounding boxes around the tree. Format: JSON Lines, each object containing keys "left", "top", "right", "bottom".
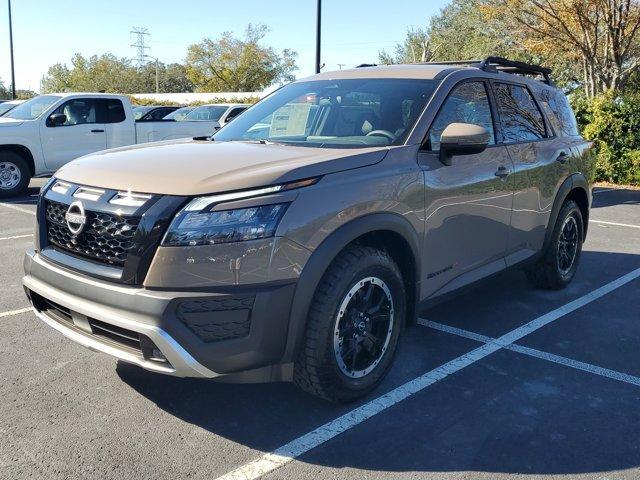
{"left": 379, "top": 28, "right": 434, "bottom": 64}
{"left": 488, "top": 0, "right": 640, "bottom": 97}
{"left": 428, "top": 0, "right": 517, "bottom": 60}
{"left": 42, "top": 54, "right": 194, "bottom": 94}
{"left": 185, "top": 24, "right": 298, "bottom": 92}
{"left": 0, "top": 78, "right": 9, "bottom": 99}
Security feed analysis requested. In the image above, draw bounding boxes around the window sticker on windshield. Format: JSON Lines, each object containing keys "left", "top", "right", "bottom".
{"left": 269, "top": 103, "right": 312, "bottom": 136}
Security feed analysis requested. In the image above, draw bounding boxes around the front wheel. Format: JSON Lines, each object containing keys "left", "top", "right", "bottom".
{"left": 0, "top": 151, "right": 30, "bottom": 198}
{"left": 525, "top": 199, "right": 584, "bottom": 289}
{"left": 294, "top": 245, "right": 405, "bottom": 403}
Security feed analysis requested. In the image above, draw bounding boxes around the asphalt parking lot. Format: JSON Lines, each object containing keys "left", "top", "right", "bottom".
{"left": 1, "top": 181, "right": 639, "bottom": 480}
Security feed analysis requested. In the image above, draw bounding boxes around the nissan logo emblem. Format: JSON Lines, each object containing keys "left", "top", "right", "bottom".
{"left": 65, "top": 201, "right": 87, "bottom": 235}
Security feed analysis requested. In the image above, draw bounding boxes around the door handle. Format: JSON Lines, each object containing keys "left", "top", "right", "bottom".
{"left": 494, "top": 165, "right": 510, "bottom": 178}
{"left": 91, "top": 129, "right": 105, "bottom": 133}
{"left": 555, "top": 151, "right": 570, "bottom": 164}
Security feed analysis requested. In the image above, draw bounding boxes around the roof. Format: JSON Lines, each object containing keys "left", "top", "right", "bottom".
{"left": 297, "top": 57, "right": 554, "bottom": 86}
{"left": 49, "top": 92, "right": 128, "bottom": 98}
{"left": 298, "top": 64, "right": 452, "bottom": 81}
{"left": 197, "top": 103, "right": 251, "bottom": 108}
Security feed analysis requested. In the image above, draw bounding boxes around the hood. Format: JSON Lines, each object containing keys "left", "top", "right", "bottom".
{"left": 55, "top": 139, "right": 389, "bottom": 196}
{"left": 0, "top": 117, "right": 24, "bottom": 127}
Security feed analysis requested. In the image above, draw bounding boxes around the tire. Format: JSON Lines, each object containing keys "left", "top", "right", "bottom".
{"left": 525, "top": 199, "right": 584, "bottom": 290}
{"left": 294, "top": 245, "right": 406, "bottom": 403}
{"left": 0, "top": 151, "right": 30, "bottom": 198}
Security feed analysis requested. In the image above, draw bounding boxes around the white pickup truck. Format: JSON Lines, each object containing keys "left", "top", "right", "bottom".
{"left": 0, "top": 93, "right": 220, "bottom": 197}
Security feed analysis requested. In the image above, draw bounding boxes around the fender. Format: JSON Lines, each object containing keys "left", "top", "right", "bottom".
{"left": 280, "top": 212, "right": 421, "bottom": 363}
{"left": 0, "top": 139, "right": 43, "bottom": 176}
{"left": 542, "top": 172, "right": 591, "bottom": 251}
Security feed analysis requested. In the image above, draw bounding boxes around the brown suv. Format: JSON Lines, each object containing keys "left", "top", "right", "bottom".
{"left": 23, "top": 57, "right": 594, "bottom": 402}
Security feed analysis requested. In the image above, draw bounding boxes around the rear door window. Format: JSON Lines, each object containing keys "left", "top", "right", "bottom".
{"left": 98, "top": 99, "right": 126, "bottom": 123}
{"left": 427, "top": 81, "right": 496, "bottom": 151}
{"left": 494, "top": 83, "right": 547, "bottom": 143}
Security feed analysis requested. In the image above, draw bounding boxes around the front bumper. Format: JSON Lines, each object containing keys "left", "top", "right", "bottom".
{"left": 23, "top": 248, "right": 297, "bottom": 379}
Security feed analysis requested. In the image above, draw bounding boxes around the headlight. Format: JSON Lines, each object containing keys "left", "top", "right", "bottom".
{"left": 162, "top": 203, "right": 289, "bottom": 247}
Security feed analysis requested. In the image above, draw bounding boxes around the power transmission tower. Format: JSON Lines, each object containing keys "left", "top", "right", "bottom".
{"left": 337, "top": 63, "right": 346, "bottom": 70}
{"left": 130, "top": 27, "right": 150, "bottom": 68}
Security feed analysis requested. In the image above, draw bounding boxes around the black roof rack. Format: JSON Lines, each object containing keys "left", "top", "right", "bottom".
{"left": 356, "top": 57, "right": 553, "bottom": 84}
{"left": 417, "top": 56, "right": 553, "bottom": 85}
{"left": 479, "top": 56, "right": 553, "bottom": 85}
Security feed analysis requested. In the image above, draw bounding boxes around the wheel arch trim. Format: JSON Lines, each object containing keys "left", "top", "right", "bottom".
{"left": 0, "top": 144, "right": 36, "bottom": 177}
{"left": 281, "top": 212, "right": 421, "bottom": 363}
{"left": 543, "top": 173, "right": 591, "bottom": 250}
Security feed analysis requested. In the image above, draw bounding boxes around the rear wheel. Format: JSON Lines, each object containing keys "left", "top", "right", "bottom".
{"left": 525, "top": 199, "right": 583, "bottom": 289}
{"left": 0, "top": 151, "right": 30, "bottom": 198}
{"left": 294, "top": 245, "right": 405, "bottom": 403}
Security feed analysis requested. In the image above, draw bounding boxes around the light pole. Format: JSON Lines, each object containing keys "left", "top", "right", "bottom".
{"left": 315, "top": 0, "right": 321, "bottom": 74}
{"left": 8, "top": 0, "right": 16, "bottom": 99}
{"left": 144, "top": 55, "right": 159, "bottom": 94}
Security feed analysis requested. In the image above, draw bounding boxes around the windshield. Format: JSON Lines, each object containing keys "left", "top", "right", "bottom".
{"left": 0, "top": 103, "right": 17, "bottom": 116}
{"left": 133, "top": 106, "right": 155, "bottom": 120}
{"left": 4, "top": 95, "right": 61, "bottom": 120}
{"left": 163, "top": 107, "right": 194, "bottom": 121}
{"left": 213, "top": 78, "right": 438, "bottom": 148}
{"left": 185, "top": 105, "right": 228, "bottom": 121}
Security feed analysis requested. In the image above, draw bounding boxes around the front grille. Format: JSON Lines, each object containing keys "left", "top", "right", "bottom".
{"left": 45, "top": 200, "right": 140, "bottom": 266}
{"left": 88, "top": 318, "right": 142, "bottom": 351}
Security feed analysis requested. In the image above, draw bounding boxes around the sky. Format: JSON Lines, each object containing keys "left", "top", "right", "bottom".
{"left": 0, "top": 0, "right": 449, "bottom": 93}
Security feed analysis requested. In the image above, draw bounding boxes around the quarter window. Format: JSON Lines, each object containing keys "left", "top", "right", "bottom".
{"left": 494, "top": 83, "right": 547, "bottom": 142}
{"left": 535, "top": 88, "right": 579, "bottom": 137}
{"left": 428, "top": 81, "right": 496, "bottom": 151}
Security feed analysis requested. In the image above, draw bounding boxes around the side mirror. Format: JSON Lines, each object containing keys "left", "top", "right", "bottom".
{"left": 439, "top": 122, "right": 490, "bottom": 166}
{"left": 48, "top": 113, "right": 67, "bottom": 127}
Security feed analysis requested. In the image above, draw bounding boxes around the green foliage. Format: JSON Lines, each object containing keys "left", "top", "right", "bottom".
{"left": 573, "top": 93, "right": 640, "bottom": 185}
{"left": 185, "top": 24, "right": 297, "bottom": 92}
{"left": 42, "top": 54, "right": 194, "bottom": 94}
{"left": 0, "top": 78, "right": 9, "bottom": 99}
{"left": 128, "top": 96, "right": 260, "bottom": 107}
{"left": 0, "top": 78, "right": 35, "bottom": 100}
{"left": 428, "top": 0, "right": 512, "bottom": 61}
{"left": 379, "top": 28, "right": 431, "bottom": 64}
{"left": 42, "top": 24, "right": 295, "bottom": 95}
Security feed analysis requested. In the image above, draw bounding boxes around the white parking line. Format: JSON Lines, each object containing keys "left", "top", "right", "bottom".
{"left": 0, "top": 202, "right": 36, "bottom": 216}
{"left": 0, "top": 307, "right": 32, "bottom": 318}
{"left": 420, "top": 320, "right": 640, "bottom": 387}
{"left": 214, "top": 267, "right": 640, "bottom": 480}
{"left": 0, "top": 233, "right": 33, "bottom": 242}
{"left": 591, "top": 219, "right": 640, "bottom": 229}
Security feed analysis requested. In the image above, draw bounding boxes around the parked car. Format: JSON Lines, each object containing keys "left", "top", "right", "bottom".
{"left": 0, "top": 93, "right": 220, "bottom": 197}
{"left": 162, "top": 106, "right": 195, "bottom": 121}
{"left": 0, "top": 99, "right": 25, "bottom": 116}
{"left": 133, "top": 105, "right": 181, "bottom": 121}
{"left": 185, "top": 103, "right": 250, "bottom": 126}
{"left": 22, "top": 57, "right": 595, "bottom": 402}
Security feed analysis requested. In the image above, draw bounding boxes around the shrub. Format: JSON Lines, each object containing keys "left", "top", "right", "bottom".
{"left": 128, "top": 95, "right": 260, "bottom": 107}
{"left": 572, "top": 92, "right": 640, "bottom": 185}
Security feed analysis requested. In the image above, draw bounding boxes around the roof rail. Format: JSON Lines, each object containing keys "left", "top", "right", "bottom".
{"left": 419, "top": 60, "right": 483, "bottom": 66}
{"left": 479, "top": 56, "right": 553, "bottom": 85}
{"left": 355, "top": 63, "right": 378, "bottom": 68}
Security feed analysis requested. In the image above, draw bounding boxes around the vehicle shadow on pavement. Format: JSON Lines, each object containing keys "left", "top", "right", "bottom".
{"left": 1, "top": 185, "right": 40, "bottom": 205}
{"left": 592, "top": 188, "right": 640, "bottom": 208}
{"left": 117, "top": 249, "right": 640, "bottom": 476}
